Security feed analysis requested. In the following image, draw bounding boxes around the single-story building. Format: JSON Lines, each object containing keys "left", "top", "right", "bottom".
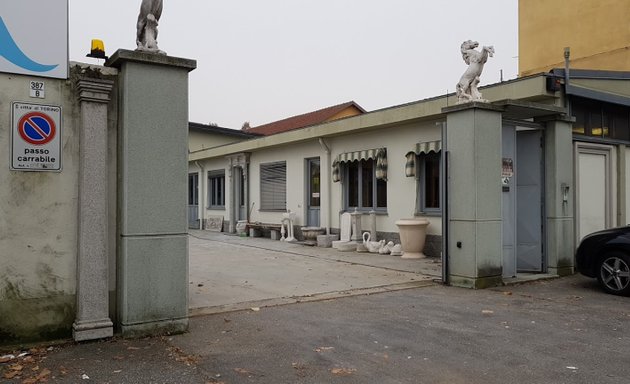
{"left": 188, "top": 68, "right": 630, "bottom": 288}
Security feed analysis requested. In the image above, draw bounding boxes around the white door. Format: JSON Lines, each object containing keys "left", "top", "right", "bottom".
{"left": 575, "top": 144, "right": 615, "bottom": 241}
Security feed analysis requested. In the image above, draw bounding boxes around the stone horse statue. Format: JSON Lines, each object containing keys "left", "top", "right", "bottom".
{"left": 456, "top": 40, "right": 494, "bottom": 104}
{"left": 136, "top": 0, "right": 165, "bottom": 54}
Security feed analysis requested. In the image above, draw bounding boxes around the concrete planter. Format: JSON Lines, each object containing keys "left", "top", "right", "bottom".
{"left": 300, "top": 227, "right": 326, "bottom": 245}
{"left": 395, "top": 219, "right": 430, "bottom": 259}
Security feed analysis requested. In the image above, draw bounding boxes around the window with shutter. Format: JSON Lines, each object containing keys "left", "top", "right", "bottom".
{"left": 260, "top": 161, "right": 287, "bottom": 211}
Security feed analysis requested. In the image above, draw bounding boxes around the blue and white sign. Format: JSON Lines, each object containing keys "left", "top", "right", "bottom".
{"left": 11, "top": 102, "right": 62, "bottom": 172}
{"left": 0, "top": 1, "right": 68, "bottom": 79}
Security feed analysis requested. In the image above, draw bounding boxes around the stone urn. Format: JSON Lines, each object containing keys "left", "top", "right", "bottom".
{"left": 300, "top": 227, "right": 326, "bottom": 246}
{"left": 395, "top": 219, "right": 430, "bottom": 259}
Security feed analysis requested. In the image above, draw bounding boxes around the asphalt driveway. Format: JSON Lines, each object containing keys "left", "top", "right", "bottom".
{"left": 3, "top": 274, "right": 627, "bottom": 384}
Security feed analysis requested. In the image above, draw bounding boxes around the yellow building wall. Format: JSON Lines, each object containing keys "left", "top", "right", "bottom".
{"left": 519, "top": 0, "right": 630, "bottom": 76}
{"left": 325, "top": 106, "right": 364, "bottom": 123}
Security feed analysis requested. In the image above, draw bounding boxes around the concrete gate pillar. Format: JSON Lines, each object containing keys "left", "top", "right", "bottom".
{"left": 73, "top": 78, "right": 115, "bottom": 341}
{"left": 543, "top": 118, "right": 575, "bottom": 276}
{"left": 443, "top": 103, "right": 504, "bottom": 288}
{"left": 107, "top": 50, "right": 196, "bottom": 337}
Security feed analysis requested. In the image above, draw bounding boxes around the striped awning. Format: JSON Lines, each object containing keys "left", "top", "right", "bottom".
{"left": 333, "top": 148, "right": 387, "bottom": 182}
{"left": 405, "top": 141, "right": 441, "bottom": 177}
{"left": 337, "top": 148, "right": 381, "bottom": 163}
{"left": 411, "top": 140, "right": 441, "bottom": 155}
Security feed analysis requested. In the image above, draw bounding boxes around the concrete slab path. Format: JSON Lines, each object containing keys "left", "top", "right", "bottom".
{"left": 188, "top": 230, "right": 441, "bottom": 315}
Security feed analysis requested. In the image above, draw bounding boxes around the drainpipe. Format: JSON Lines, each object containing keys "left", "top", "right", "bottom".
{"left": 194, "top": 161, "right": 205, "bottom": 230}
{"left": 563, "top": 47, "right": 571, "bottom": 110}
{"left": 318, "top": 138, "right": 332, "bottom": 235}
{"left": 438, "top": 122, "right": 449, "bottom": 285}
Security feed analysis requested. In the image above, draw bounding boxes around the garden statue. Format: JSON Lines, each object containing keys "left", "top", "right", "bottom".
{"left": 136, "top": 0, "right": 166, "bottom": 54}
{"left": 456, "top": 40, "right": 494, "bottom": 104}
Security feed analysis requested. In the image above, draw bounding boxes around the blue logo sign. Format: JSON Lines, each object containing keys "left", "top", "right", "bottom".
{"left": 0, "top": 16, "right": 57, "bottom": 73}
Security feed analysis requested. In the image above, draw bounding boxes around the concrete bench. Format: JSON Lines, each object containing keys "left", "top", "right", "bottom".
{"left": 246, "top": 223, "right": 282, "bottom": 239}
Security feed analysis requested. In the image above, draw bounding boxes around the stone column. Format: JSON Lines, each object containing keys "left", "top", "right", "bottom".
{"left": 443, "top": 103, "right": 504, "bottom": 289}
{"left": 107, "top": 50, "right": 196, "bottom": 337}
{"left": 243, "top": 164, "right": 249, "bottom": 221}
{"left": 227, "top": 164, "right": 235, "bottom": 233}
{"left": 73, "top": 78, "right": 115, "bottom": 342}
{"left": 543, "top": 118, "right": 575, "bottom": 276}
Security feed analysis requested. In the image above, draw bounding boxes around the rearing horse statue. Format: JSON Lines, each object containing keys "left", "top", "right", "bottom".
{"left": 456, "top": 40, "right": 494, "bottom": 104}
{"left": 136, "top": 0, "right": 165, "bottom": 54}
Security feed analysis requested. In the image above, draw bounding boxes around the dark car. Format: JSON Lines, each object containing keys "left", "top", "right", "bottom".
{"left": 576, "top": 226, "right": 630, "bottom": 296}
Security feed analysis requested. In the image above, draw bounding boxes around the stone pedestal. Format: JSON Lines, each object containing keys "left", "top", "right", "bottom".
{"left": 73, "top": 78, "right": 115, "bottom": 342}
{"left": 350, "top": 210, "right": 363, "bottom": 242}
{"left": 107, "top": 50, "right": 196, "bottom": 337}
{"left": 443, "top": 103, "right": 503, "bottom": 289}
{"left": 317, "top": 234, "right": 338, "bottom": 248}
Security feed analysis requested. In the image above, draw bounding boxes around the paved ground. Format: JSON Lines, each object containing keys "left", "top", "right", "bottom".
{"left": 1, "top": 275, "right": 628, "bottom": 383}
{"left": 188, "top": 230, "right": 441, "bottom": 315}
{"left": 2, "top": 233, "right": 628, "bottom": 383}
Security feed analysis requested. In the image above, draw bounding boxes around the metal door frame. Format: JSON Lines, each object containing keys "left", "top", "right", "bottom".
{"left": 305, "top": 157, "right": 321, "bottom": 227}
{"left": 188, "top": 172, "right": 200, "bottom": 229}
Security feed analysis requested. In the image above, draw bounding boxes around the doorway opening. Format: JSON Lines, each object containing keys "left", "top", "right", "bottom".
{"left": 502, "top": 125, "right": 546, "bottom": 278}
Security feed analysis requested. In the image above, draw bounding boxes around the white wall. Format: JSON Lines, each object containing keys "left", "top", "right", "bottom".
{"left": 191, "top": 119, "right": 445, "bottom": 236}
{"left": 0, "top": 67, "right": 118, "bottom": 341}
{"left": 328, "top": 121, "right": 443, "bottom": 235}
{"left": 248, "top": 141, "right": 323, "bottom": 226}
{"left": 189, "top": 158, "right": 231, "bottom": 224}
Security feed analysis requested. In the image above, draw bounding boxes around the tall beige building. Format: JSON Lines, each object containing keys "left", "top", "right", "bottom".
{"left": 519, "top": 0, "right": 630, "bottom": 76}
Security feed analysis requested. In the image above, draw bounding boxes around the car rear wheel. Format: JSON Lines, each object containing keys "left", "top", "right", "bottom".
{"left": 597, "top": 251, "right": 630, "bottom": 296}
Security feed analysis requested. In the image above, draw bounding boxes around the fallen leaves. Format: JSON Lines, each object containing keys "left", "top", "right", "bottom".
{"left": 168, "top": 346, "right": 200, "bottom": 366}
{"left": 1, "top": 350, "right": 53, "bottom": 383}
{"left": 234, "top": 367, "right": 252, "bottom": 375}
{"left": 0, "top": 355, "right": 15, "bottom": 364}
{"left": 3, "top": 370, "right": 20, "bottom": 380}
{"left": 313, "top": 346, "right": 335, "bottom": 353}
{"left": 292, "top": 362, "right": 309, "bottom": 378}
{"left": 22, "top": 368, "right": 51, "bottom": 384}
{"left": 331, "top": 367, "right": 356, "bottom": 376}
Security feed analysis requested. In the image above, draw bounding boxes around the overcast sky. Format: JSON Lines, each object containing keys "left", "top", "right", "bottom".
{"left": 70, "top": 0, "right": 518, "bottom": 129}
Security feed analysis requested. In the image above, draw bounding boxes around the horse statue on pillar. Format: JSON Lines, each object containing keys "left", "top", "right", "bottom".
{"left": 456, "top": 40, "right": 494, "bottom": 104}
{"left": 136, "top": 0, "right": 166, "bottom": 55}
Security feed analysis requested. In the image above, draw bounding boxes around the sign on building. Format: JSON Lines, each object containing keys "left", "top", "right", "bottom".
{"left": 11, "top": 102, "right": 62, "bottom": 172}
{"left": 0, "top": 0, "right": 69, "bottom": 79}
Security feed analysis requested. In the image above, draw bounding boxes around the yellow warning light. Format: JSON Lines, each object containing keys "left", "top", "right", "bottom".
{"left": 86, "top": 39, "right": 108, "bottom": 60}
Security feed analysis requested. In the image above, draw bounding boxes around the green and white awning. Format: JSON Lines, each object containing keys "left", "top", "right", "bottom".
{"left": 411, "top": 140, "right": 441, "bottom": 156}
{"left": 405, "top": 141, "right": 441, "bottom": 177}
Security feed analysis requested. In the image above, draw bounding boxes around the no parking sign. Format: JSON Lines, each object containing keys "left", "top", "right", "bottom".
{"left": 11, "top": 102, "right": 62, "bottom": 171}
